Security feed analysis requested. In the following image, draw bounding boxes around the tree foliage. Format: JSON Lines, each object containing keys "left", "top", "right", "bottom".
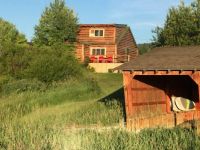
{"left": 153, "top": 0, "right": 200, "bottom": 46}
{"left": 0, "top": 18, "right": 27, "bottom": 75}
{"left": 137, "top": 43, "right": 152, "bottom": 55}
{"left": 33, "top": 0, "right": 78, "bottom": 46}
{"left": 24, "top": 46, "right": 81, "bottom": 83}
{"left": 0, "top": 2, "right": 83, "bottom": 84}
{"left": 0, "top": 18, "right": 27, "bottom": 48}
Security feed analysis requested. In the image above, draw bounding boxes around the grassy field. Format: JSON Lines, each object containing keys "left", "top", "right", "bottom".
{"left": 0, "top": 73, "right": 200, "bottom": 149}
{"left": 0, "top": 73, "right": 123, "bottom": 149}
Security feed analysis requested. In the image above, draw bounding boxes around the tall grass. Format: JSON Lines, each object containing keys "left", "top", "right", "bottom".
{"left": 79, "top": 128, "right": 200, "bottom": 150}
{"left": 1, "top": 73, "right": 200, "bottom": 149}
{"left": 0, "top": 73, "right": 123, "bottom": 149}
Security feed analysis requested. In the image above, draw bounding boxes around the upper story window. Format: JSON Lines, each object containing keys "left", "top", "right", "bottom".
{"left": 89, "top": 29, "right": 104, "bottom": 37}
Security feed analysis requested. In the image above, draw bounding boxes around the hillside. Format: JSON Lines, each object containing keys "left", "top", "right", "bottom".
{"left": 0, "top": 73, "right": 124, "bottom": 149}
{"left": 0, "top": 73, "right": 200, "bottom": 149}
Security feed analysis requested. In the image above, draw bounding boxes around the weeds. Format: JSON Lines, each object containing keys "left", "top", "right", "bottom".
{"left": 0, "top": 73, "right": 123, "bottom": 149}
{"left": 80, "top": 128, "right": 200, "bottom": 150}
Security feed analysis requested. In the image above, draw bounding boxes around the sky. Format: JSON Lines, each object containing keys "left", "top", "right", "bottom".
{"left": 0, "top": 0, "right": 193, "bottom": 44}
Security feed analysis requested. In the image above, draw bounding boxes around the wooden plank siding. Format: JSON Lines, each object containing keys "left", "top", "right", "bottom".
{"left": 75, "top": 43, "right": 84, "bottom": 61}
{"left": 116, "top": 27, "right": 138, "bottom": 60}
{"left": 123, "top": 70, "right": 200, "bottom": 131}
{"left": 77, "top": 26, "right": 115, "bottom": 44}
{"left": 75, "top": 24, "right": 138, "bottom": 63}
{"left": 80, "top": 44, "right": 116, "bottom": 59}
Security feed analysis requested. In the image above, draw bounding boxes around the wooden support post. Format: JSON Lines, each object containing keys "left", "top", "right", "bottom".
{"left": 191, "top": 72, "right": 200, "bottom": 100}
{"left": 165, "top": 78, "right": 171, "bottom": 113}
{"left": 166, "top": 94, "right": 171, "bottom": 113}
{"left": 123, "top": 71, "right": 134, "bottom": 119}
{"left": 128, "top": 55, "right": 130, "bottom": 62}
{"left": 191, "top": 71, "right": 200, "bottom": 110}
{"left": 81, "top": 44, "right": 85, "bottom": 62}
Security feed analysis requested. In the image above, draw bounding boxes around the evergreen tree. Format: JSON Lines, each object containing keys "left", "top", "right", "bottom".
{"left": 33, "top": 0, "right": 78, "bottom": 46}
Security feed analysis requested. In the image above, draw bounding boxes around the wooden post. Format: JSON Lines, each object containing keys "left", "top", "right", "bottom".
{"left": 123, "top": 71, "right": 133, "bottom": 120}
{"left": 127, "top": 55, "right": 130, "bottom": 62}
{"left": 165, "top": 80, "right": 171, "bottom": 113}
{"left": 191, "top": 71, "right": 200, "bottom": 110}
{"left": 81, "top": 44, "right": 85, "bottom": 62}
{"left": 191, "top": 72, "right": 200, "bottom": 100}
{"left": 166, "top": 94, "right": 171, "bottom": 113}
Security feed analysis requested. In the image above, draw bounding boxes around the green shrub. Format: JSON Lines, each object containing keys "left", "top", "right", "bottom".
{"left": 1, "top": 79, "right": 46, "bottom": 94}
{"left": 87, "top": 66, "right": 95, "bottom": 72}
{"left": 0, "top": 75, "right": 13, "bottom": 93}
{"left": 83, "top": 56, "right": 90, "bottom": 67}
{"left": 108, "top": 69, "right": 113, "bottom": 73}
{"left": 24, "top": 46, "right": 82, "bottom": 83}
{"left": 0, "top": 75, "right": 12, "bottom": 85}
{"left": 0, "top": 44, "right": 30, "bottom": 78}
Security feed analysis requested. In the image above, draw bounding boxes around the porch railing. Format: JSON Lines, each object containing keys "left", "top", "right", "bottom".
{"left": 88, "top": 55, "right": 130, "bottom": 63}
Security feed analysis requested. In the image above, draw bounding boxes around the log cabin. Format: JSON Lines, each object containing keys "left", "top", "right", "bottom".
{"left": 116, "top": 46, "right": 200, "bottom": 131}
{"left": 75, "top": 24, "right": 138, "bottom": 72}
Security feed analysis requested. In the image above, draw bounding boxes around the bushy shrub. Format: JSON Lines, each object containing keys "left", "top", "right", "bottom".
{"left": 87, "top": 66, "right": 95, "bottom": 72}
{"left": 0, "top": 75, "right": 13, "bottom": 93}
{"left": 0, "top": 75, "right": 12, "bottom": 85}
{"left": 24, "top": 46, "right": 82, "bottom": 83}
{"left": 1, "top": 79, "right": 46, "bottom": 94}
{"left": 83, "top": 56, "right": 90, "bottom": 67}
{"left": 0, "top": 44, "right": 30, "bottom": 77}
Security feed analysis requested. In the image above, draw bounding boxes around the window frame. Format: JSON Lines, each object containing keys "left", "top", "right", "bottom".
{"left": 90, "top": 47, "right": 106, "bottom": 56}
{"left": 89, "top": 28, "right": 105, "bottom": 37}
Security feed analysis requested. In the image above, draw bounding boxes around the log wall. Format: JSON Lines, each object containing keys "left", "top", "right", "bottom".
{"left": 123, "top": 70, "right": 200, "bottom": 131}
{"left": 77, "top": 26, "right": 115, "bottom": 44}
{"left": 116, "top": 27, "right": 138, "bottom": 60}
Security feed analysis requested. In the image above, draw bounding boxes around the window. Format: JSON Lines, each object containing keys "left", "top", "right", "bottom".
{"left": 91, "top": 48, "right": 106, "bottom": 55}
{"left": 90, "top": 29, "right": 104, "bottom": 37}
{"left": 125, "top": 48, "right": 130, "bottom": 55}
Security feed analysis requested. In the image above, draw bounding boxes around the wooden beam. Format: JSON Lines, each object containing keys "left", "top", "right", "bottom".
{"left": 123, "top": 71, "right": 134, "bottom": 118}
{"left": 167, "top": 69, "right": 171, "bottom": 74}
{"left": 81, "top": 44, "right": 84, "bottom": 62}
{"left": 191, "top": 71, "right": 200, "bottom": 102}
{"left": 131, "top": 87, "right": 159, "bottom": 91}
{"left": 142, "top": 70, "right": 146, "bottom": 74}
{"left": 154, "top": 70, "right": 158, "bottom": 75}
{"left": 179, "top": 69, "right": 183, "bottom": 74}
{"left": 132, "top": 101, "right": 165, "bottom": 106}
{"left": 132, "top": 70, "right": 194, "bottom": 76}
{"left": 166, "top": 94, "right": 171, "bottom": 113}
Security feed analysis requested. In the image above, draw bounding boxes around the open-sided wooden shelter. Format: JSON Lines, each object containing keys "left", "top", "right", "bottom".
{"left": 117, "top": 46, "right": 200, "bottom": 131}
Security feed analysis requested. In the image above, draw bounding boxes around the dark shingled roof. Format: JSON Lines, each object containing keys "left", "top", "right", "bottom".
{"left": 79, "top": 24, "right": 127, "bottom": 28}
{"left": 117, "top": 46, "right": 200, "bottom": 71}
